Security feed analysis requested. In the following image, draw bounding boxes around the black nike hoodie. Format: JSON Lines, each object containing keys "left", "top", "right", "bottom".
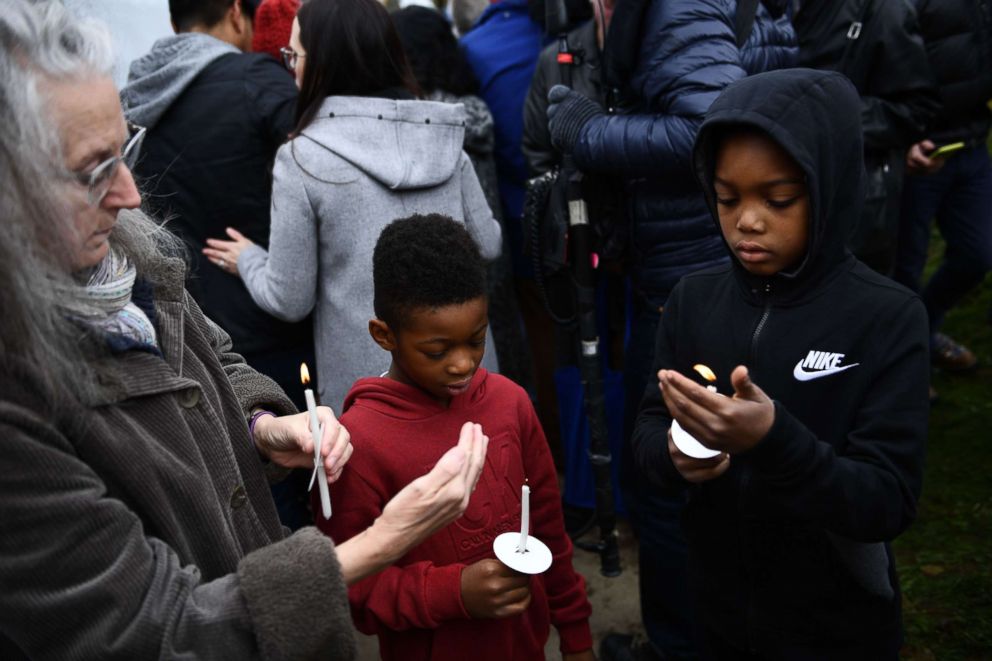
{"left": 630, "top": 69, "right": 929, "bottom": 656}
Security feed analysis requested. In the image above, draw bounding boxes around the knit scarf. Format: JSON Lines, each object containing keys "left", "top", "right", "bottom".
{"left": 66, "top": 248, "right": 158, "bottom": 351}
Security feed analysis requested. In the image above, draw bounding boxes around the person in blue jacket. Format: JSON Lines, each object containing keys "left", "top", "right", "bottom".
{"left": 547, "top": 2, "right": 796, "bottom": 658}
{"left": 633, "top": 68, "right": 928, "bottom": 658}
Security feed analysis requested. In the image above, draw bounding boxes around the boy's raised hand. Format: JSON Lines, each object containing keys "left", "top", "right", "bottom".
{"left": 659, "top": 365, "right": 775, "bottom": 455}
{"left": 461, "top": 558, "right": 532, "bottom": 619}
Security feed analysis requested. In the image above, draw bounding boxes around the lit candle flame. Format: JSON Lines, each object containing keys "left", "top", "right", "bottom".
{"left": 692, "top": 364, "right": 717, "bottom": 382}
{"left": 300, "top": 362, "right": 311, "bottom": 386}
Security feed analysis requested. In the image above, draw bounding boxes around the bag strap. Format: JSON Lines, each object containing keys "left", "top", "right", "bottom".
{"left": 735, "top": 0, "right": 761, "bottom": 48}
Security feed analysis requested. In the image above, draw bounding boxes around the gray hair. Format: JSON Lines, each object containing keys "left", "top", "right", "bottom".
{"left": 1, "top": 0, "right": 182, "bottom": 403}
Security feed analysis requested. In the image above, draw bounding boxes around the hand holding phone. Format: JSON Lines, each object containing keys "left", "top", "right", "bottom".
{"left": 929, "top": 141, "right": 966, "bottom": 159}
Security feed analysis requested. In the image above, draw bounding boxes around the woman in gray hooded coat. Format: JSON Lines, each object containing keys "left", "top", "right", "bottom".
{"left": 206, "top": 0, "right": 503, "bottom": 412}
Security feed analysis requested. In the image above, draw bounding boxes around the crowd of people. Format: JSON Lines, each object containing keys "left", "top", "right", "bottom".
{"left": 0, "top": 0, "right": 988, "bottom": 659}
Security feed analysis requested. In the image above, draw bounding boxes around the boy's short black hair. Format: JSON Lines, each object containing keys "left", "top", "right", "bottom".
{"left": 373, "top": 213, "right": 487, "bottom": 330}
{"left": 169, "top": 0, "right": 259, "bottom": 32}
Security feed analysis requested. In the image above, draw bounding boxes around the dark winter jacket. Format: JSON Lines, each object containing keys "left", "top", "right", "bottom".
{"left": 571, "top": 0, "right": 797, "bottom": 308}
{"left": 631, "top": 69, "right": 929, "bottom": 655}
{"left": 793, "top": 0, "right": 938, "bottom": 155}
{"left": 124, "top": 36, "right": 311, "bottom": 357}
{"left": 0, "top": 256, "right": 353, "bottom": 660}
{"left": 523, "top": 20, "right": 603, "bottom": 176}
{"left": 460, "top": 0, "right": 545, "bottom": 222}
{"left": 914, "top": 0, "right": 992, "bottom": 145}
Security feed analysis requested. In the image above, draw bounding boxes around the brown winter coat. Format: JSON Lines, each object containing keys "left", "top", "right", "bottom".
{"left": 0, "top": 257, "right": 355, "bottom": 660}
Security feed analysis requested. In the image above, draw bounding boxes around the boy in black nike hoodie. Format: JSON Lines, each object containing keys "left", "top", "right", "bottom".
{"left": 630, "top": 69, "right": 929, "bottom": 658}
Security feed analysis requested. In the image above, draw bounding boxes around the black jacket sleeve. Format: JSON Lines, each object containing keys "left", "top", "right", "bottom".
{"left": 244, "top": 55, "right": 298, "bottom": 153}
{"left": 858, "top": 1, "right": 939, "bottom": 151}
{"left": 629, "top": 284, "right": 689, "bottom": 490}
{"left": 522, "top": 47, "right": 558, "bottom": 177}
{"left": 742, "top": 297, "right": 929, "bottom": 543}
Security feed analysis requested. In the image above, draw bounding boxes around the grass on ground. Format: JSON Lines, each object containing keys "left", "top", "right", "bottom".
{"left": 895, "top": 245, "right": 992, "bottom": 660}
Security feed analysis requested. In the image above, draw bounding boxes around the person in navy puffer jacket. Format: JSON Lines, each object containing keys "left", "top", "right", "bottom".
{"left": 548, "top": 2, "right": 796, "bottom": 659}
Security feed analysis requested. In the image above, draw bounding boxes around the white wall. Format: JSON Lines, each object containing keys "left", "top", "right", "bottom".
{"left": 63, "top": 0, "right": 174, "bottom": 87}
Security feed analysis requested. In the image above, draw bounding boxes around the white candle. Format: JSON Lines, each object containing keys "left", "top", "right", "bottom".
{"left": 304, "top": 388, "right": 332, "bottom": 519}
{"left": 517, "top": 484, "right": 530, "bottom": 553}
{"left": 706, "top": 385, "right": 717, "bottom": 393}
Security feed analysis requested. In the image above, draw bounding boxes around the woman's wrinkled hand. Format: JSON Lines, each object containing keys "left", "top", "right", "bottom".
{"left": 252, "top": 407, "right": 352, "bottom": 483}
{"left": 372, "top": 421, "right": 488, "bottom": 556}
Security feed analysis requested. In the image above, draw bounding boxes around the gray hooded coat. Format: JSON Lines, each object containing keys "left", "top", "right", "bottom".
{"left": 238, "top": 96, "right": 502, "bottom": 411}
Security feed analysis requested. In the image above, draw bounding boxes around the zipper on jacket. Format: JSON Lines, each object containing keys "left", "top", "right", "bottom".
{"left": 742, "top": 281, "right": 770, "bottom": 652}
{"left": 747, "top": 282, "right": 772, "bottom": 364}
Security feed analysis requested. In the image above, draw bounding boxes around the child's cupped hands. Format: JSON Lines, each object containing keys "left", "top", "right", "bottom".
{"left": 659, "top": 365, "right": 775, "bottom": 455}
{"left": 461, "top": 558, "right": 532, "bottom": 619}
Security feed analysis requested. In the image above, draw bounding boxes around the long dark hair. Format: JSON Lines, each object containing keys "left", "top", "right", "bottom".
{"left": 391, "top": 7, "right": 478, "bottom": 97}
{"left": 293, "top": 0, "right": 420, "bottom": 134}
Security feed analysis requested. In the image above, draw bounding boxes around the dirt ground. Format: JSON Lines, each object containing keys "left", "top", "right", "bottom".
{"left": 354, "top": 521, "right": 645, "bottom": 660}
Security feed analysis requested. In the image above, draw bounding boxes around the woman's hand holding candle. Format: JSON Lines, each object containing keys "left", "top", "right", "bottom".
{"left": 252, "top": 407, "right": 352, "bottom": 482}
{"left": 659, "top": 365, "right": 774, "bottom": 454}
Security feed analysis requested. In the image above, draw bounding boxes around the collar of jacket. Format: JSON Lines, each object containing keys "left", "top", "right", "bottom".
{"left": 87, "top": 257, "right": 203, "bottom": 407}
{"left": 732, "top": 251, "right": 857, "bottom": 307}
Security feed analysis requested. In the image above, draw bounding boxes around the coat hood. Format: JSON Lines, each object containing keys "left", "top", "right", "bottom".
{"left": 692, "top": 68, "right": 864, "bottom": 296}
{"left": 295, "top": 96, "right": 468, "bottom": 190}
{"left": 122, "top": 33, "right": 239, "bottom": 129}
{"left": 343, "top": 368, "right": 490, "bottom": 419}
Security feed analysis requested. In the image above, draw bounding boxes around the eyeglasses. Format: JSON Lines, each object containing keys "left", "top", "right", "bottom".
{"left": 73, "top": 122, "right": 146, "bottom": 206}
{"left": 279, "top": 46, "right": 305, "bottom": 72}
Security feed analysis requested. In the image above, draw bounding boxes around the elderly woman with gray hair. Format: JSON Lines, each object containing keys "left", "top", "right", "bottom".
{"left": 0, "top": 2, "right": 487, "bottom": 659}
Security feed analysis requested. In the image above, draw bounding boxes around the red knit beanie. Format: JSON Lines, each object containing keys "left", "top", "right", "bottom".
{"left": 251, "top": 0, "right": 300, "bottom": 61}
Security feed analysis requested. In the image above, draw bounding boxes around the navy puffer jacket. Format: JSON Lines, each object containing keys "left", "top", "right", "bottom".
{"left": 573, "top": 0, "right": 797, "bottom": 307}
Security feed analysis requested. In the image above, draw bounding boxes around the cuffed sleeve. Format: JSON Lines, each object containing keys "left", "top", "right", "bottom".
{"left": 0, "top": 406, "right": 348, "bottom": 661}
{"left": 238, "top": 528, "right": 356, "bottom": 661}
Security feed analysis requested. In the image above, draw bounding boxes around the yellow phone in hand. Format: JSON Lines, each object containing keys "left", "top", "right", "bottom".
{"left": 930, "top": 142, "right": 966, "bottom": 158}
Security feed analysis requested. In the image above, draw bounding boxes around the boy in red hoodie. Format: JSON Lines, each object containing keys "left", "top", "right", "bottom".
{"left": 320, "top": 214, "right": 594, "bottom": 661}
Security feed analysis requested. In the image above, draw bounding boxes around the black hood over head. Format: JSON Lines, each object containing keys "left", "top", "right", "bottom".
{"left": 693, "top": 68, "right": 864, "bottom": 298}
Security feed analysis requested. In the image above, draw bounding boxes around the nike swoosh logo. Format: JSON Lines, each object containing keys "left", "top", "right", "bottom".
{"left": 793, "top": 361, "right": 860, "bottom": 381}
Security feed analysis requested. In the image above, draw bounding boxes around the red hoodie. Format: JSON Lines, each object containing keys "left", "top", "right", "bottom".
{"left": 319, "top": 369, "right": 593, "bottom": 660}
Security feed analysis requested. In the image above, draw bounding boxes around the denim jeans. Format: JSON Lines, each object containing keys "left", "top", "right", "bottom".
{"left": 894, "top": 144, "right": 992, "bottom": 335}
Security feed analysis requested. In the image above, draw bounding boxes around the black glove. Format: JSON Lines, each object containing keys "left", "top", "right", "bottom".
{"left": 547, "top": 84, "right": 604, "bottom": 153}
